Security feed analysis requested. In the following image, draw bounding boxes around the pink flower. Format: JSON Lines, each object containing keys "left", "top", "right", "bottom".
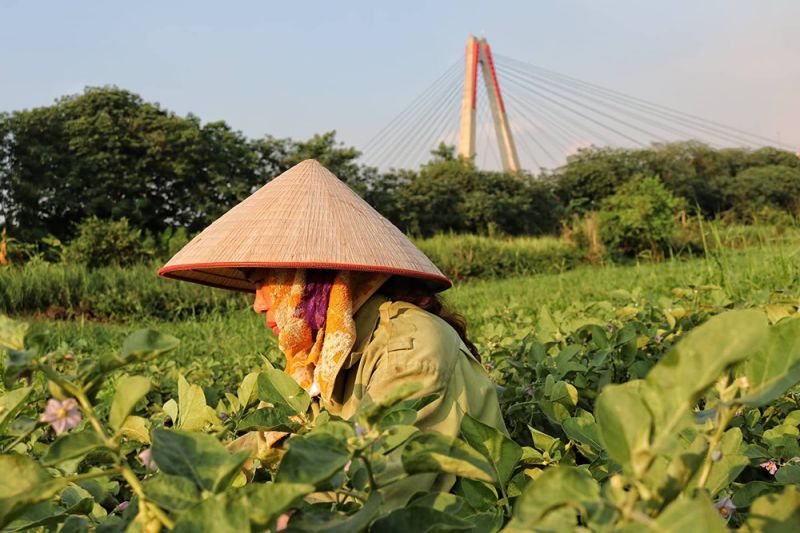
{"left": 40, "top": 398, "right": 81, "bottom": 435}
{"left": 115, "top": 501, "right": 129, "bottom": 513}
{"left": 138, "top": 448, "right": 158, "bottom": 471}
{"left": 276, "top": 512, "right": 292, "bottom": 531}
{"left": 343, "top": 460, "right": 352, "bottom": 474}
{"left": 760, "top": 460, "right": 778, "bottom": 476}
{"left": 714, "top": 496, "right": 735, "bottom": 521}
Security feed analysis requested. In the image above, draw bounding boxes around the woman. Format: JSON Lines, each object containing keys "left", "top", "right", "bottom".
{"left": 159, "top": 159, "right": 505, "bottom": 505}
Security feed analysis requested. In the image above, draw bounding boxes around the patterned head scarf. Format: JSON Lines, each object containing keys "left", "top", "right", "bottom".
{"left": 254, "top": 269, "right": 390, "bottom": 400}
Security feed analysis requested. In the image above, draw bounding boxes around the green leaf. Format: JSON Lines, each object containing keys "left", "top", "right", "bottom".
{"left": 236, "top": 372, "right": 260, "bottom": 410}
{"left": 109, "top": 374, "right": 150, "bottom": 430}
{"left": 503, "top": 466, "right": 600, "bottom": 531}
{"left": 402, "top": 433, "right": 496, "bottom": 483}
{"left": 651, "top": 493, "right": 728, "bottom": 532}
{"left": 120, "top": 329, "right": 179, "bottom": 361}
{"left": 238, "top": 404, "right": 301, "bottom": 432}
{"left": 150, "top": 428, "right": 250, "bottom": 493}
{"left": 42, "top": 429, "right": 107, "bottom": 466}
{"left": 740, "top": 485, "right": 800, "bottom": 532}
{"left": 378, "top": 408, "right": 417, "bottom": 430}
{"left": 645, "top": 310, "right": 768, "bottom": 454}
{"left": 549, "top": 380, "right": 579, "bottom": 407}
{"left": 171, "top": 490, "right": 249, "bottom": 533}
{"left": 454, "top": 478, "right": 498, "bottom": 512}
{"left": 119, "top": 415, "right": 150, "bottom": 444}
{"left": 562, "top": 415, "right": 603, "bottom": 450}
{"left": 143, "top": 474, "right": 201, "bottom": 512}
{"left": 0, "top": 315, "right": 27, "bottom": 351}
{"left": 739, "top": 317, "right": 800, "bottom": 407}
{"left": 276, "top": 433, "right": 351, "bottom": 486}
{"left": 460, "top": 414, "right": 522, "bottom": 486}
{"left": 371, "top": 506, "right": 472, "bottom": 533}
{"left": 177, "top": 374, "right": 208, "bottom": 431}
{"left": 257, "top": 370, "right": 311, "bottom": 416}
{"left": 776, "top": 465, "right": 800, "bottom": 484}
{"left": 0, "top": 454, "right": 66, "bottom": 528}
{"left": 732, "top": 481, "right": 781, "bottom": 508}
{"left": 689, "top": 428, "right": 748, "bottom": 497}
{"left": 242, "top": 482, "right": 314, "bottom": 527}
{"left": 356, "top": 382, "right": 424, "bottom": 424}
{"left": 284, "top": 491, "right": 381, "bottom": 533}
{"left": 377, "top": 424, "right": 418, "bottom": 454}
{"left": 595, "top": 380, "right": 654, "bottom": 477}
{"left": 0, "top": 387, "right": 32, "bottom": 434}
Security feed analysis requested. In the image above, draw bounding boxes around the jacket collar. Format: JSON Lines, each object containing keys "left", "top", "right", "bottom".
{"left": 341, "top": 293, "right": 388, "bottom": 369}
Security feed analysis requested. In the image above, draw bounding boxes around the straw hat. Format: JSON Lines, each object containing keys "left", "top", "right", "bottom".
{"left": 158, "top": 159, "right": 451, "bottom": 292}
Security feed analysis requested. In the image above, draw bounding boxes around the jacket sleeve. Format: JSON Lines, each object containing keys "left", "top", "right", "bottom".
{"left": 360, "top": 308, "right": 466, "bottom": 509}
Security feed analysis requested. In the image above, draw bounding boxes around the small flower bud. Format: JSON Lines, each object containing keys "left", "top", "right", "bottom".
{"left": 711, "top": 449, "right": 723, "bottom": 462}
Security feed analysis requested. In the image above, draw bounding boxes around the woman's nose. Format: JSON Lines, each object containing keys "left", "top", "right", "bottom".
{"left": 253, "top": 290, "right": 269, "bottom": 314}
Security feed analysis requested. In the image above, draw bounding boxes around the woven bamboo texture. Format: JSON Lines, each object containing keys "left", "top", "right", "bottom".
{"left": 159, "top": 159, "right": 451, "bottom": 292}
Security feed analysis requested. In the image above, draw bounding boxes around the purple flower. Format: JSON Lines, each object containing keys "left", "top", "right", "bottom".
{"left": 40, "top": 398, "right": 81, "bottom": 435}
{"left": 219, "top": 411, "right": 230, "bottom": 422}
{"left": 760, "top": 460, "right": 778, "bottom": 476}
{"left": 115, "top": 501, "right": 129, "bottom": 513}
{"left": 654, "top": 334, "right": 664, "bottom": 343}
{"left": 524, "top": 386, "right": 534, "bottom": 398}
{"left": 354, "top": 423, "right": 366, "bottom": 437}
{"left": 714, "top": 496, "right": 735, "bottom": 521}
{"left": 138, "top": 448, "right": 158, "bottom": 471}
{"left": 606, "top": 323, "right": 615, "bottom": 334}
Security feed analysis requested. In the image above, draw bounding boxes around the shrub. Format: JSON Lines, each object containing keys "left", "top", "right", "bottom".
{"left": 63, "top": 216, "right": 147, "bottom": 267}
{"left": 598, "top": 175, "right": 680, "bottom": 257}
{"left": 725, "top": 165, "right": 800, "bottom": 219}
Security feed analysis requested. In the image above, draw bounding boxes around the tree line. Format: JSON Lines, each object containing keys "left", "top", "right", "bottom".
{"left": 1, "top": 86, "right": 798, "bottom": 246}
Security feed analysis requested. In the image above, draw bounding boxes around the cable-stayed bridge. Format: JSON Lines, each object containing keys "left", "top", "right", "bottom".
{"left": 360, "top": 36, "right": 795, "bottom": 174}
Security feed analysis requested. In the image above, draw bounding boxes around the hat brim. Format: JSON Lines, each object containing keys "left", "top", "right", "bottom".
{"left": 158, "top": 262, "right": 452, "bottom": 293}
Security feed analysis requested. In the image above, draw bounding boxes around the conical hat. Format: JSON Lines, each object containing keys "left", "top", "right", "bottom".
{"left": 158, "top": 159, "right": 451, "bottom": 292}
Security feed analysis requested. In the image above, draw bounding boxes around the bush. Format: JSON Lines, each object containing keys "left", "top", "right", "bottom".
{"left": 63, "top": 216, "right": 147, "bottom": 267}
{"left": 598, "top": 175, "right": 680, "bottom": 257}
{"left": 394, "top": 159, "right": 562, "bottom": 237}
{"left": 725, "top": 165, "right": 800, "bottom": 219}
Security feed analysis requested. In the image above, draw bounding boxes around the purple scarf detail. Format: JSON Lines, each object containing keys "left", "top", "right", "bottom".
{"left": 296, "top": 269, "right": 335, "bottom": 332}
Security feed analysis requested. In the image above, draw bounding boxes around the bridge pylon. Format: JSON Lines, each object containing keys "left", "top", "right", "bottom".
{"left": 457, "top": 35, "right": 521, "bottom": 173}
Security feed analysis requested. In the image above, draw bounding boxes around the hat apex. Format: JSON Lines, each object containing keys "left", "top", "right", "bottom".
{"left": 158, "top": 159, "right": 451, "bottom": 292}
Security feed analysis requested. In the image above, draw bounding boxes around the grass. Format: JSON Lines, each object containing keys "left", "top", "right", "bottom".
{"left": 15, "top": 238, "right": 798, "bottom": 391}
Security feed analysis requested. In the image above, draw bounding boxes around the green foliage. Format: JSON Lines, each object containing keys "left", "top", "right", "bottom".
{"left": 598, "top": 174, "right": 681, "bottom": 257}
{"left": 726, "top": 165, "right": 800, "bottom": 219}
{"left": 62, "top": 216, "right": 147, "bottom": 267}
{"left": 552, "top": 141, "right": 800, "bottom": 219}
{"left": 1, "top": 261, "right": 800, "bottom": 530}
{"left": 392, "top": 159, "right": 562, "bottom": 237}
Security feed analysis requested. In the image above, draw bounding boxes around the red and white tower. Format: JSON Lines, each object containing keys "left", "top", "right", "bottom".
{"left": 457, "top": 35, "right": 520, "bottom": 173}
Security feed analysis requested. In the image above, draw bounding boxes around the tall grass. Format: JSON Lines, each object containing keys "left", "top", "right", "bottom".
{"left": 414, "top": 233, "right": 585, "bottom": 280}
{"left": 2, "top": 227, "right": 798, "bottom": 322}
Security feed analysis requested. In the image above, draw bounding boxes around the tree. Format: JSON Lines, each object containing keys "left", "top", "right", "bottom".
{"left": 725, "top": 165, "right": 800, "bottom": 218}
{"left": 0, "top": 87, "right": 262, "bottom": 241}
{"left": 598, "top": 175, "right": 680, "bottom": 257}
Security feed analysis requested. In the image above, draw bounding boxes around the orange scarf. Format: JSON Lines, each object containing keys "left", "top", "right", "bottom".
{"left": 256, "top": 269, "right": 389, "bottom": 400}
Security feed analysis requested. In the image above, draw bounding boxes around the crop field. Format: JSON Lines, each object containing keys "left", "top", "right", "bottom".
{"left": 2, "top": 238, "right": 800, "bottom": 531}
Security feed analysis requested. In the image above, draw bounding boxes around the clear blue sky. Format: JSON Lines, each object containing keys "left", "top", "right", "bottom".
{"left": 1, "top": 0, "right": 798, "bottom": 158}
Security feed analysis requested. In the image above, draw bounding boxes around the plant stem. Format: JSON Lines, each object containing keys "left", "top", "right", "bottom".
{"left": 695, "top": 406, "right": 735, "bottom": 490}
{"left": 497, "top": 475, "right": 513, "bottom": 517}
{"left": 67, "top": 467, "right": 123, "bottom": 482}
{"left": 121, "top": 465, "right": 175, "bottom": 530}
{"left": 360, "top": 456, "right": 379, "bottom": 491}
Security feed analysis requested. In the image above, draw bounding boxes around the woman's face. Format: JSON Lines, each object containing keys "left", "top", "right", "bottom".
{"left": 252, "top": 280, "right": 280, "bottom": 336}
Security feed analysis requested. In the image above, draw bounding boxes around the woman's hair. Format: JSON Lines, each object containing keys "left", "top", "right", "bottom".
{"left": 379, "top": 276, "right": 480, "bottom": 360}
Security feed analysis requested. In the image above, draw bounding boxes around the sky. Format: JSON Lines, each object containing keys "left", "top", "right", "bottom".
{"left": 1, "top": 0, "right": 798, "bottom": 167}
